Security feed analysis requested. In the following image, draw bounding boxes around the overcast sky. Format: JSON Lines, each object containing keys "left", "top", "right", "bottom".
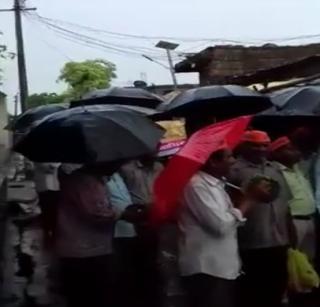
{"left": 1, "top": 0, "right": 320, "bottom": 112}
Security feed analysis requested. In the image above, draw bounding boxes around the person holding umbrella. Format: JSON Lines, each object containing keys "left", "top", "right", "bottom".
{"left": 55, "top": 162, "right": 125, "bottom": 307}
{"left": 179, "top": 147, "right": 257, "bottom": 307}
{"left": 151, "top": 116, "right": 262, "bottom": 307}
{"left": 13, "top": 105, "right": 164, "bottom": 307}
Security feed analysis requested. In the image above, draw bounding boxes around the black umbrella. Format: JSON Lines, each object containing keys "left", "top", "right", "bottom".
{"left": 14, "top": 105, "right": 165, "bottom": 163}
{"left": 252, "top": 86, "right": 320, "bottom": 137}
{"left": 269, "top": 86, "right": 320, "bottom": 114}
{"left": 71, "top": 102, "right": 161, "bottom": 120}
{"left": 253, "top": 108, "right": 320, "bottom": 138}
{"left": 8, "top": 104, "right": 68, "bottom": 132}
{"left": 160, "top": 85, "right": 272, "bottom": 118}
{"left": 70, "top": 87, "right": 164, "bottom": 109}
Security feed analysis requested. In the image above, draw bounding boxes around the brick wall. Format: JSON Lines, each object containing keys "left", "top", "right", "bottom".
{"left": 202, "top": 44, "right": 320, "bottom": 85}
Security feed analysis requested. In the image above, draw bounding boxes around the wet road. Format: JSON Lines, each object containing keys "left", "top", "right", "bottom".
{"left": 1, "top": 180, "right": 64, "bottom": 307}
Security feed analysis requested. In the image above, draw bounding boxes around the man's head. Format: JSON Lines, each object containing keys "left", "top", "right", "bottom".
{"left": 239, "top": 130, "right": 271, "bottom": 164}
{"left": 290, "top": 126, "right": 320, "bottom": 156}
{"left": 204, "top": 148, "right": 235, "bottom": 178}
{"left": 269, "top": 136, "right": 301, "bottom": 168}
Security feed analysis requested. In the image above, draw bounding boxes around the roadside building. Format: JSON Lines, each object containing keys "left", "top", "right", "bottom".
{"left": 175, "top": 43, "right": 320, "bottom": 88}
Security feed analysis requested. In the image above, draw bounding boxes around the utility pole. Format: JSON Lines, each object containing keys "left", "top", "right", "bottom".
{"left": 0, "top": 0, "right": 36, "bottom": 112}
{"left": 14, "top": 94, "right": 19, "bottom": 117}
{"left": 156, "top": 41, "right": 179, "bottom": 90}
{"left": 166, "top": 49, "right": 178, "bottom": 89}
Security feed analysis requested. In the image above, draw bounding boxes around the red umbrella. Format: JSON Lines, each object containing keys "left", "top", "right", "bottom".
{"left": 151, "top": 115, "right": 252, "bottom": 225}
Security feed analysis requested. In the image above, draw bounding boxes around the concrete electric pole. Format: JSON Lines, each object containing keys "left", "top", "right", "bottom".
{"left": 0, "top": 0, "right": 36, "bottom": 112}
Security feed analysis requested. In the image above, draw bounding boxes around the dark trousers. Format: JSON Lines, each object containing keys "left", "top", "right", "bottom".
{"left": 60, "top": 255, "right": 115, "bottom": 307}
{"left": 238, "top": 246, "right": 288, "bottom": 307}
{"left": 114, "top": 238, "right": 140, "bottom": 307}
{"left": 135, "top": 226, "right": 162, "bottom": 307}
{"left": 38, "top": 190, "right": 60, "bottom": 246}
{"left": 182, "top": 274, "right": 236, "bottom": 307}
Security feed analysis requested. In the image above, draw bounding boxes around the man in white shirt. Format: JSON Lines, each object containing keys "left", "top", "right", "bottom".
{"left": 179, "top": 148, "right": 255, "bottom": 307}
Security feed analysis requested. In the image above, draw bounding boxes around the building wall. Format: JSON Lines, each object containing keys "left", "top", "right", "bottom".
{"left": 194, "top": 44, "right": 320, "bottom": 85}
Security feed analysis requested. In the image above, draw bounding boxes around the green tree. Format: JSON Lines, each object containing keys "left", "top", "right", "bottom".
{"left": 27, "top": 92, "right": 66, "bottom": 108}
{"left": 58, "top": 59, "right": 116, "bottom": 99}
{"left": 0, "top": 31, "right": 15, "bottom": 85}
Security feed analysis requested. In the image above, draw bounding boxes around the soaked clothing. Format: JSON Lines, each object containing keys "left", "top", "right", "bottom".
{"left": 120, "top": 160, "right": 163, "bottom": 205}
{"left": 107, "top": 173, "right": 136, "bottom": 238}
{"left": 55, "top": 172, "right": 118, "bottom": 258}
{"left": 230, "top": 158, "right": 291, "bottom": 250}
{"left": 179, "top": 171, "right": 244, "bottom": 279}
{"left": 230, "top": 158, "right": 291, "bottom": 307}
{"left": 277, "top": 163, "right": 315, "bottom": 216}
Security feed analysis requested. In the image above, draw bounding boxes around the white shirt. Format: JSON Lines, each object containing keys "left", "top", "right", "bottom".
{"left": 178, "top": 171, "right": 245, "bottom": 280}
{"left": 34, "top": 163, "right": 60, "bottom": 192}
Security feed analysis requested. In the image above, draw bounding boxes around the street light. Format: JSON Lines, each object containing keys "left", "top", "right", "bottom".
{"left": 142, "top": 54, "right": 170, "bottom": 70}
{"left": 156, "top": 40, "right": 179, "bottom": 89}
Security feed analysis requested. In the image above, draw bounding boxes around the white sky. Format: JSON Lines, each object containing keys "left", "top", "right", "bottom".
{"left": 1, "top": 0, "right": 320, "bottom": 112}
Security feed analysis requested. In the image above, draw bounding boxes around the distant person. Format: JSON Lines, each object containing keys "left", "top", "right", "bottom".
{"left": 55, "top": 163, "right": 133, "bottom": 307}
{"left": 179, "top": 147, "right": 260, "bottom": 307}
{"left": 230, "top": 130, "right": 294, "bottom": 307}
{"left": 34, "top": 163, "right": 60, "bottom": 247}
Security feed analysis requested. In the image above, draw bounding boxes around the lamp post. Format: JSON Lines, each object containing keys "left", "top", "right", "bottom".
{"left": 156, "top": 41, "right": 179, "bottom": 90}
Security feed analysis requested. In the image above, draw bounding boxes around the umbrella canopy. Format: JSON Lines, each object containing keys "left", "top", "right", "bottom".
{"left": 14, "top": 105, "right": 165, "bottom": 163}
{"left": 150, "top": 116, "right": 252, "bottom": 225}
{"left": 160, "top": 85, "right": 272, "bottom": 118}
{"left": 269, "top": 86, "right": 320, "bottom": 114}
{"left": 253, "top": 86, "right": 320, "bottom": 138}
{"left": 70, "top": 87, "right": 164, "bottom": 109}
{"left": 253, "top": 108, "right": 319, "bottom": 138}
{"left": 8, "top": 104, "right": 68, "bottom": 132}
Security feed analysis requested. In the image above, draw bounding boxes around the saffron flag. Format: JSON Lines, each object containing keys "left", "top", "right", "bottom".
{"left": 151, "top": 116, "right": 252, "bottom": 225}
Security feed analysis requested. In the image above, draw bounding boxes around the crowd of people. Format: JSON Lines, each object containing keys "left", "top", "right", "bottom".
{"left": 34, "top": 125, "right": 320, "bottom": 307}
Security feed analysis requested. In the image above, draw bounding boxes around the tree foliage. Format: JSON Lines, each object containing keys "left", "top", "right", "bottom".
{"left": 58, "top": 59, "right": 117, "bottom": 99}
{"left": 0, "top": 31, "right": 15, "bottom": 85}
{"left": 27, "top": 92, "right": 66, "bottom": 108}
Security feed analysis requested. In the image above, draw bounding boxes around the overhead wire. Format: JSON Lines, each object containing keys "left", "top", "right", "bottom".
{"left": 33, "top": 14, "right": 249, "bottom": 44}
{"left": 26, "top": 12, "right": 181, "bottom": 63}
{"left": 25, "top": 16, "right": 74, "bottom": 61}
{"left": 25, "top": 11, "right": 320, "bottom": 66}
{"left": 31, "top": 13, "right": 320, "bottom": 45}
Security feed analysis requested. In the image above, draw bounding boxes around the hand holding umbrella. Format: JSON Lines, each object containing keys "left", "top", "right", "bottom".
{"left": 150, "top": 115, "right": 252, "bottom": 225}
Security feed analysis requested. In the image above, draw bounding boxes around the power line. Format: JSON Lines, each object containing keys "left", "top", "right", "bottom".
{"left": 25, "top": 13, "right": 181, "bottom": 63}
{"left": 32, "top": 12, "right": 320, "bottom": 46}
{"left": 29, "top": 13, "right": 174, "bottom": 57}
{"left": 27, "top": 13, "right": 163, "bottom": 57}
{"left": 25, "top": 17, "right": 73, "bottom": 61}
{"left": 33, "top": 13, "right": 251, "bottom": 44}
